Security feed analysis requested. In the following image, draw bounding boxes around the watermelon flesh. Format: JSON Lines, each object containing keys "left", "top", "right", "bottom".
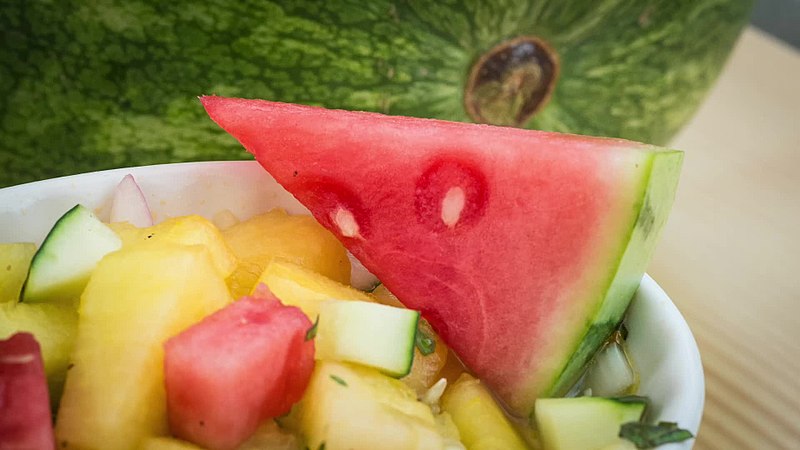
{"left": 0, "top": 333, "right": 55, "bottom": 450}
{"left": 164, "top": 287, "right": 315, "bottom": 450}
{"left": 201, "top": 96, "right": 682, "bottom": 416}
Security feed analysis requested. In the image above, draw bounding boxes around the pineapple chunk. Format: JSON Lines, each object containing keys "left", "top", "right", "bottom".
{"left": 441, "top": 373, "right": 528, "bottom": 450}
{"left": 0, "top": 242, "right": 37, "bottom": 303}
{"left": 238, "top": 421, "right": 300, "bottom": 450}
{"left": 139, "top": 437, "right": 204, "bottom": 450}
{"left": 223, "top": 209, "right": 350, "bottom": 298}
{"left": 253, "top": 258, "right": 374, "bottom": 318}
{"left": 1, "top": 241, "right": 76, "bottom": 408}
{"left": 287, "top": 361, "right": 446, "bottom": 450}
{"left": 109, "top": 215, "right": 237, "bottom": 278}
{"left": 55, "top": 244, "right": 232, "bottom": 450}
{"left": 0, "top": 302, "right": 77, "bottom": 408}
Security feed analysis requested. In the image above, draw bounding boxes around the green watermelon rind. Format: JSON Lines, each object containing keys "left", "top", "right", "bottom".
{"left": 546, "top": 149, "right": 683, "bottom": 399}
{"left": 0, "top": 1, "right": 750, "bottom": 188}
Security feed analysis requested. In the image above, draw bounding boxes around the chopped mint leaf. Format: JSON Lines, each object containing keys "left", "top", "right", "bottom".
{"left": 329, "top": 374, "right": 348, "bottom": 386}
{"left": 318, "top": 442, "right": 326, "bottom": 450}
{"left": 415, "top": 324, "right": 436, "bottom": 356}
{"left": 305, "top": 315, "right": 319, "bottom": 341}
{"left": 620, "top": 421, "right": 694, "bottom": 448}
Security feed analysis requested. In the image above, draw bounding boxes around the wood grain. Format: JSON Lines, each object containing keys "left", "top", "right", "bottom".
{"left": 649, "top": 27, "right": 800, "bottom": 449}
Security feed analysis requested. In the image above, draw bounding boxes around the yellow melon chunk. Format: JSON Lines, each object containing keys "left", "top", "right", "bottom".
{"left": 253, "top": 258, "right": 373, "bottom": 318}
{"left": 109, "top": 215, "right": 237, "bottom": 278}
{"left": 238, "top": 421, "right": 300, "bottom": 450}
{"left": 223, "top": 209, "right": 350, "bottom": 299}
{"left": 288, "top": 361, "right": 445, "bottom": 450}
{"left": 0, "top": 242, "right": 37, "bottom": 303}
{"left": 0, "top": 301, "right": 77, "bottom": 408}
{"left": 139, "top": 437, "right": 204, "bottom": 450}
{"left": 441, "top": 373, "right": 528, "bottom": 450}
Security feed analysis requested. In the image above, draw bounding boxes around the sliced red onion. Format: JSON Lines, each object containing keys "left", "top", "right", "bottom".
{"left": 109, "top": 174, "right": 153, "bottom": 227}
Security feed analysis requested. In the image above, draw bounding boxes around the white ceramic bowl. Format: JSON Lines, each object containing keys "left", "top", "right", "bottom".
{"left": 0, "top": 161, "right": 704, "bottom": 449}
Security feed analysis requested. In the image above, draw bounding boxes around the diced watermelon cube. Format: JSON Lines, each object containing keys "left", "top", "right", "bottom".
{"left": 164, "top": 288, "right": 315, "bottom": 450}
{"left": 0, "top": 332, "right": 55, "bottom": 450}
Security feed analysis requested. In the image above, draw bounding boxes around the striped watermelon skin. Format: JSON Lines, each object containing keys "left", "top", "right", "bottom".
{"left": 1, "top": 0, "right": 750, "bottom": 187}
{"left": 202, "top": 97, "right": 682, "bottom": 416}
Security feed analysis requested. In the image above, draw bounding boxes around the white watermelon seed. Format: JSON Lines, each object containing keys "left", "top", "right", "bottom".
{"left": 333, "top": 207, "right": 360, "bottom": 238}
{"left": 441, "top": 187, "right": 466, "bottom": 228}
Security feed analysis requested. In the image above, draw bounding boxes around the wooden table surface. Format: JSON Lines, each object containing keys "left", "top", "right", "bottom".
{"left": 649, "top": 27, "right": 800, "bottom": 449}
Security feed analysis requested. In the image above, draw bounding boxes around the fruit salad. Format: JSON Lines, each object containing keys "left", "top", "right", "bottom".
{"left": 0, "top": 174, "right": 692, "bottom": 450}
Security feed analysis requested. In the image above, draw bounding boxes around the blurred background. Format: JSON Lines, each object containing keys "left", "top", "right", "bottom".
{"left": 652, "top": 0, "right": 800, "bottom": 448}
{"left": 751, "top": 0, "right": 799, "bottom": 48}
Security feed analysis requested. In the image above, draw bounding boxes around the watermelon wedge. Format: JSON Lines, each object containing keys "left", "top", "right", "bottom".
{"left": 201, "top": 96, "right": 682, "bottom": 416}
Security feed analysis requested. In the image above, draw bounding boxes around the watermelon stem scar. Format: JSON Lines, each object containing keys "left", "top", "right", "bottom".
{"left": 465, "top": 36, "right": 560, "bottom": 128}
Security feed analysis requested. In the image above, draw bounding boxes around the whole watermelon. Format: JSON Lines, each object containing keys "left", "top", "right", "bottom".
{"left": 0, "top": 1, "right": 751, "bottom": 187}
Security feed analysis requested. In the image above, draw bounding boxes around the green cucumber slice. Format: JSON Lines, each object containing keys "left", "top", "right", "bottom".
{"left": 535, "top": 396, "right": 647, "bottom": 450}
{"left": 22, "top": 204, "right": 122, "bottom": 304}
{"left": 316, "top": 300, "right": 419, "bottom": 377}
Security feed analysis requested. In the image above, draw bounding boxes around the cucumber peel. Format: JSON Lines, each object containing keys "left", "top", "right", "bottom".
{"left": 535, "top": 396, "right": 647, "bottom": 450}
{"left": 22, "top": 205, "right": 121, "bottom": 304}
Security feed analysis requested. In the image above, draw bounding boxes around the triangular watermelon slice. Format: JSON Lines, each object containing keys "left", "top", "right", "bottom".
{"left": 202, "top": 96, "right": 682, "bottom": 417}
